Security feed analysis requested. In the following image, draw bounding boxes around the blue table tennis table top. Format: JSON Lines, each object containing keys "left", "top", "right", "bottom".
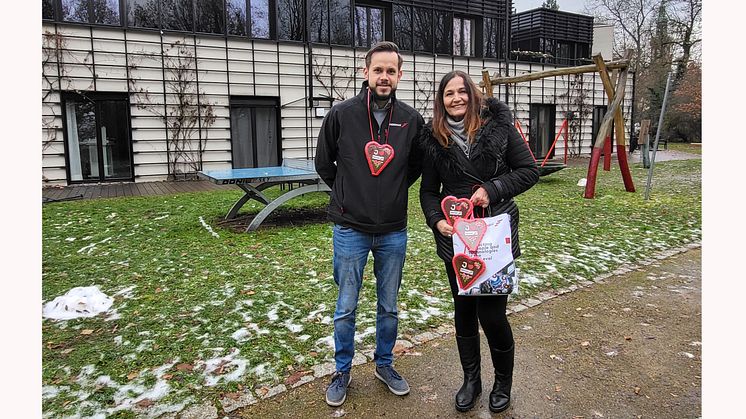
{"left": 198, "top": 158, "right": 322, "bottom": 184}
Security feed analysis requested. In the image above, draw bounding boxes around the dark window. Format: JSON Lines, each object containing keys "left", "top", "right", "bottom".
{"left": 434, "top": 9, "right": 451, "bottom": 54}
{"left": 43, "top": 0, "right": 55, "bottom": 20}
{"left": 483, "top": 17, "right": 499, "bottom": 59}
{"left": 226, "top": 0, "right": 247, "bottom": 36}
{"left": 354, "top": 5, "right": 384, "bottom": 48}
{"left": 309, "top": 0, "right": 329, "bottom": 43}
{"left": 63, "top": 93, "right": 134, "bottom": 183}
{"left": 557, "top": 41, "right": 571, "bottom": 65}
{"left": 195, "top": 0, "right": 225, "bottom": 34}
{"left": 250, "top": 0, "right": 271, "bottom": 38}
{"left": 61, "top": 0, "right": 90, "bottom": 23}
{"left": 161, "top": 0, "right": 194, "bottom": 32}
{"left": 277, "top": 0, "right": 304, "bottom": 41}
{"left": 393, "top": 4, "right": 412, "bottom": 51}
{"left": 127, "top": 0, "right": 159, "bottom": 29}
{"left": 92, "top": 0, "right": 121, "bottom": 24}
{"left": 329, "top": 0, "right": 351, "bottom": 45}
{"left": 412, "top": 6, "right": 432, "bottom": 52}
{"left": 453, "top": 16, "right": 474, "bottom": 56}
{"left": 61, "top": 0, "right": 122, "bottom": 25}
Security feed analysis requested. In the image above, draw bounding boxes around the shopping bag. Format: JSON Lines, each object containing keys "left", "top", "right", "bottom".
{"left": 452, "top": 213, "right": 518, "bottom": 296}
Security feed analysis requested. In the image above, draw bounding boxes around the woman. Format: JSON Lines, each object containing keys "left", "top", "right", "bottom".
{"left": 419, "top": 71, "right": 539, "bottom": 413}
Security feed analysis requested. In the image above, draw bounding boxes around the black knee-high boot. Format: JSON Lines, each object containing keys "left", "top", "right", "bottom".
{"left": 455, "top": 335, "right": 482, "bottom": 412}
{"left": 488, "top": 344, "right": 514, "bottom": 413}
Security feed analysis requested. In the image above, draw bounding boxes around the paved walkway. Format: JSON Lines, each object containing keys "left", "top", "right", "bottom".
{"left": 236, "top": 247, "right": 701, "bottom": 419}
{"left": 41, "top": 179, "right": 233, "bottom": 203}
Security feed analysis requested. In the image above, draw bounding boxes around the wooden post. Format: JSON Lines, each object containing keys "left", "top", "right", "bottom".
{"left": 640, "top": 119, "right": 651, "bottom": 168}
{"left": 481, "top": 59, "right": 630, "bottom": 87}
{"left": 604, "top": 135, "right": 612, "bottom": 171}
{"left": 584, "top": 54, "right": 631, "bottom": 199}
{"left": 481, "top": 69, "right": 494, "bottom": 98}
{"left": 594, "top": 51, "right": 635, "bottom": 192}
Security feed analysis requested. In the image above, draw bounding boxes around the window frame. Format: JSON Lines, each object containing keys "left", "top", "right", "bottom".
{"left": 353, "top": 3, "right": 386, "bottom": 49}
{"left": 42, "top": 0, "right": 507, "bottom": 61}
{"left": 60, "top": 91, "right": 136, "bottom": 184}
{"left": 59, "top": 0, "right": 125, "bottom": 26}
{"left": 452, "top": 14, "right": 476, "bottom": 57}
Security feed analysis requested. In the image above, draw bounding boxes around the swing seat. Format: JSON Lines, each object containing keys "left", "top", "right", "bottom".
{"left": 538, "top": 161, "right": 566, "bottom": 176}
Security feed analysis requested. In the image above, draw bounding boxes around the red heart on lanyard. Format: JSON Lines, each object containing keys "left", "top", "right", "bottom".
{"left": 440, "top": 196, "right": 474, "bottom": 226}
{"left": 452, "top": 253, "right": 486, "bottom": 290}
{"left": 453, "top": 218, "right": 487, "bottom": 252}
{"left": 364, "top": 141, "right": 395, "bottom": 176}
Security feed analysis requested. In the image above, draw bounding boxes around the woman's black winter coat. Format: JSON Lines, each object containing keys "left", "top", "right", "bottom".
{"left": 419, "top": 97, "right": 540, "bottom": 263}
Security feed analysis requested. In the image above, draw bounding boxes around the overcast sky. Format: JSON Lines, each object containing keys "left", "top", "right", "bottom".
{"left": 513, "top": 0, "right": 589, "bottom": 14}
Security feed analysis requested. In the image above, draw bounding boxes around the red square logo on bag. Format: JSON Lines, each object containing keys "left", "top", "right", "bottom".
{"left": 505, "top": 237, "right": 511, "bottom": 244}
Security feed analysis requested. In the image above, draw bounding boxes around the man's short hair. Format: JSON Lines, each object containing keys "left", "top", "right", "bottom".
{"left": 365, "top": 41, "right": 403, "bottom": 70}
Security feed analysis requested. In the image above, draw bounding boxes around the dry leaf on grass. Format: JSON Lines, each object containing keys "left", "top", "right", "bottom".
{"left": 284, "top": 370, "right": 312, "bottom": 386}
{"left": 135, "top": 398, "right": 154, "bottom": 408}
{"left": 176, "top": 363, "right": 193, "bottom": 372}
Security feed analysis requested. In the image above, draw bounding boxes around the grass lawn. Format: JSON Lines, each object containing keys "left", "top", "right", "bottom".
{"left": 42, "top": 159, "right": 701, "bottom": 418}
{"left": 666, "top": 142, "right": 702, "bottom": 155}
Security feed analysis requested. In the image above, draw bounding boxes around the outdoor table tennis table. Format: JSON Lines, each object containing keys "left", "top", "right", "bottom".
{"left": 198, "top": 158, "right": 330, "bottom": 232}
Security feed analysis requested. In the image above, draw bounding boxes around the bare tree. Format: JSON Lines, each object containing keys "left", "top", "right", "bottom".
{"left": 585, "top": 0, "right": 660, "bottom": 67}
{"left": 542, "top": 0, "right": 560, "bottom": 10}
{"left": 128, "top": 41, "right": 216, "bottom": 179}
{"left": 42, "top": 30, "right": 97, "bottom": 152}
{"left": 414, "top": 68, "right": 435, "bottom": 118}
{"left": 558, "top": 74, "right": 591, "bottom": 156}
{"left": 312, "top": 56, "right": 355, "bottom": 102}
{"left": 666, "top": 0, "right": 702, "bottom": 83}
{"left": 585, "top": 0, "right": 661, "bottom": 123}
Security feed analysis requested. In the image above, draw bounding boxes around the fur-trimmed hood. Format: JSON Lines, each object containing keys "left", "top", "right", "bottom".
{"left": 419, "top": 97, "right": 516, "bottom": 177}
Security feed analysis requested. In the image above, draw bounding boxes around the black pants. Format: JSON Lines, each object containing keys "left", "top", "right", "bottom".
{"left": 444, "top": 261, "right": 514, "bottom": 351}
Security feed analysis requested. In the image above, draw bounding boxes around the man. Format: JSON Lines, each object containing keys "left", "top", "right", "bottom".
{"left": 315, "top": 41, "right": 424, "bottom": 407}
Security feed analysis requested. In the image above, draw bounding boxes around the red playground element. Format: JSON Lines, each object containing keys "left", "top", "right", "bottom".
{"left": 514, "top": 119, "right": 568, "bottom": 176}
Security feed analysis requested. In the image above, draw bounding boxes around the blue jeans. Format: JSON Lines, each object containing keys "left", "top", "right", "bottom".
{"left": 332, "top": 224, "right": 408, "bottom": 373}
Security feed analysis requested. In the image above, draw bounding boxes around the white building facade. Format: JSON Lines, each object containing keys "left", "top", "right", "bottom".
{"left": 41, "top": 1, "right": 633, "bottom": 185}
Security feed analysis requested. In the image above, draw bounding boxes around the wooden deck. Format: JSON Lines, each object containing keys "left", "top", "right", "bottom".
{"left": 42, "top": 180, "right": 234, "bottom": 203}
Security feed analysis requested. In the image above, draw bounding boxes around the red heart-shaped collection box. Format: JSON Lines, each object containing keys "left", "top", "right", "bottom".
{"left": 440, "top": 196, "right": 473, "bottom": 226}
{"left": 364, "top": 141, "right": 395, "bottom": 176}
{"left": 441, "top": 196, "right": 487, "bottom": 290}
{"left": 451, "top": 253, "right": 486, "bottom": 290}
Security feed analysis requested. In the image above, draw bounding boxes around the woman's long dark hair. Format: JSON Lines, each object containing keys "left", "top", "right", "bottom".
{"left": 432, "top": 70, "right": 483, "bottom": 148}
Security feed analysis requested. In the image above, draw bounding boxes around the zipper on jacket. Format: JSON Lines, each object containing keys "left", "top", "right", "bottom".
{"left": 375, "top": 131, "right": 381, "bottom": 224}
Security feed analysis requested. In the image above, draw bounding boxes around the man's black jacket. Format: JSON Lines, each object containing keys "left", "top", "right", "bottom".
{"left": 315, "top": 82, "right": 424, "bottom": 234}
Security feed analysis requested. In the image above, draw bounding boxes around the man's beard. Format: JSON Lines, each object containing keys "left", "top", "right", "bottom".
{"left": 371, "top": 84, "right": 395, "bottom": 102}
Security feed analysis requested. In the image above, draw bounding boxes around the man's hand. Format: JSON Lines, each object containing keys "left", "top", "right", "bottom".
{"left": 470, "top": 187, "right": 490, "bottom": 208}
{"left": 436, "top": 219, "right": 454, "bottom": 238}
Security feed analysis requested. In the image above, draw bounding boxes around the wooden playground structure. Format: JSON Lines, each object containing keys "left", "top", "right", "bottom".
{"left": 480, "top": 50, "right": 636, "bottom": 198}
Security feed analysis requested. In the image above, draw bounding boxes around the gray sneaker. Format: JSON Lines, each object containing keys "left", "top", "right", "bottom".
{"left": 374, "top": 365, "right": 410, "bottom": 396}
{"left": 325, "top": 371, "right": 351, "bottom": 406}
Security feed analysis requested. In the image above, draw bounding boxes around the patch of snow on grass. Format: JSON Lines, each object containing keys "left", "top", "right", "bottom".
{"left": 267, "top": 308, "right": 279, "bottom": 321}
{"left": 77, "top": 236, "right": 112, "bottom": 255}
{"left": 201, "top": 349, "right": 248, "bottom": 387}
{"left": 198, "top": 216, "right": 220, "bottom": 238}
{"left": 231, "top": 328, "right": 251, "bottom": 342}
{"left": 42, "top": 286, "right": 114, "bottom": 320}
{"left": 284, "top": 319, "right": 303, "bottom": 333}
{"left": 315, "top": 335, "right": 335, "bottom": 350}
